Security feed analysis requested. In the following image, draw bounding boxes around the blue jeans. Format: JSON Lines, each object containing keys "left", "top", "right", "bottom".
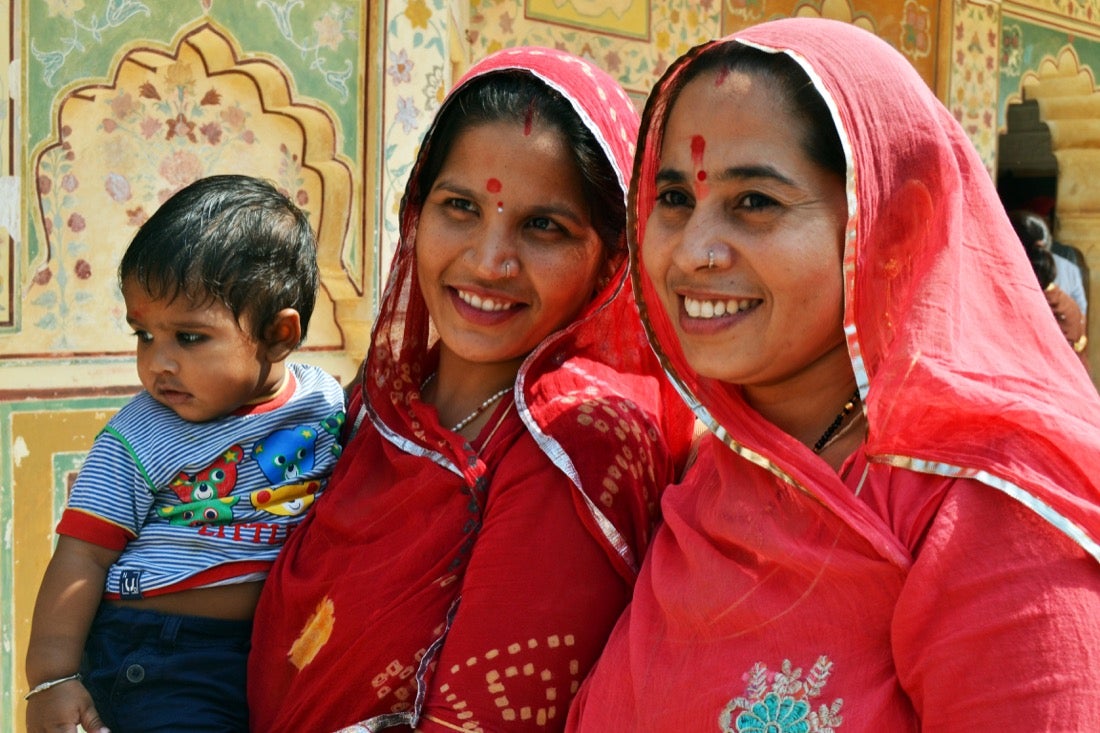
{"left": 80, "top": 603, "right": 252, "bottom": 732}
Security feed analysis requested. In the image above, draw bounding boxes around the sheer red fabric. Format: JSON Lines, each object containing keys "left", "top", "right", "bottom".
{"left": 568, "top": 18, "right": 1100, "bottom": 732}
{"left": 248, "top": 47, "right": 693, "bottom": 733}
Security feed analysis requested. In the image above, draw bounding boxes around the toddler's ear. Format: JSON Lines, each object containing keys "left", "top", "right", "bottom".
{"left": 264, "top": 308, "right": 302, "bottom": 363}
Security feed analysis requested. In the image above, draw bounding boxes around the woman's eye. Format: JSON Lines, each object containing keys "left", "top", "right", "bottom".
{"left": 177, "top": 332, "right": 204, "bottom": 345}
{"left": 655, "top": 189, "right": 691, "bottom": 208}
{"left": 132, "top": 330, "right": 153, "bottom": 343}
{"left": 445, "top": 197, "right": 477, "bottom": 213}
{"left": 740, "top": 192, "right": 778, "bottom": 210}
{"left": 528, "top": 216, "right": 560, "bottom": 232}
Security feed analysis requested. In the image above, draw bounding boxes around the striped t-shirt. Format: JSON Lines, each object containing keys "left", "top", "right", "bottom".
{"left": 57, "top": 362, "right": 345, "bottom": 599}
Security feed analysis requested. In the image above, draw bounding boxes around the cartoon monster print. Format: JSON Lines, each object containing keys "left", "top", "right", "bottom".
{"left": 168, "top": 444, "right": 243, "bottom": 501}
{"left": 321, "top": 411, "right": 345, "bottom": 457}
{"left": 250, "top": 479, "right": 322, "bottom": 517}
{"left": 158, "top": 496, "right": 239, "bottom": 526}
{"left": 253, "top": 425, "right": 319, "bottom": 482}
{"left": 248, "top": 413, "right": 344, "bottom": 516}
{"left": 159, "top": 446, "right": 244, "bottom": 526}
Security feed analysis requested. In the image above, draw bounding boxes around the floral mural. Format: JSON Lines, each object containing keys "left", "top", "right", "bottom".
{"left": 951, "top": 0, "right": 1000, "bottom": 172}
{"left": 468, "top": 0, "right": 720, "bottom": 98}
{"left": 25, "top": 23, "right": 353, "bottom": 354}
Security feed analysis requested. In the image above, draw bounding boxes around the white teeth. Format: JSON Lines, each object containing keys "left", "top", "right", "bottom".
{"left": 458, "top": 289, "right": 510, "bottom": 312}
{"left": 684, "top": 296, "right": 756, "bottom": 319}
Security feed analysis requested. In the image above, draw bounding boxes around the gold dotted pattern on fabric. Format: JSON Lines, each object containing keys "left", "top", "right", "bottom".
{"left": 368, "top": 622, "right": 446, "bottom": 714}
{"left": 572, "top": 395, "right": 660, "bottom": 511}
{"left": 434, "top": 633, "right": 579, "bottom": 731}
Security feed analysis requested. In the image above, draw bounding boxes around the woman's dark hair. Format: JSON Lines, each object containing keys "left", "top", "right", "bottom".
{"left": 118, "top": 174, "right": 319, "bottom": 343}
{"left": 413, "top": 70, "right": 624, "bottom": 257}
{"left": 664, "top": 42, "right": 846, "bottom": 180}
{"left": 1008, "top": 209, "right": 1056, "bottom": 290}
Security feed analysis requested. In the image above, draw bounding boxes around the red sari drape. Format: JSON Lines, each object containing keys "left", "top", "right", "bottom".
{"left": 569, "top": 18, "right": 1100, "bottom": 732}
{"left": 248, "top": 47, "right": 693, "bottom": 733}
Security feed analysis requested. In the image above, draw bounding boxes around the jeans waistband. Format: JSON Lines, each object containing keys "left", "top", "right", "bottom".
{"left": 96, "top": 603, "right": 252, "bottom": 643}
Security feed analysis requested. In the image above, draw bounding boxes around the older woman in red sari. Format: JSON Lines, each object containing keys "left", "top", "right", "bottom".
{"left": 247, "top": 48, "right": 692, "bottom": 732}
{"left": 569, "top": 18, "right": 1100, "bottom": 732}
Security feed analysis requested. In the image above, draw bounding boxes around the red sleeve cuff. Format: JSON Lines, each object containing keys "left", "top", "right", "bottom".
{"left": 56, "top": 508, "right": 134, "bottom": 551}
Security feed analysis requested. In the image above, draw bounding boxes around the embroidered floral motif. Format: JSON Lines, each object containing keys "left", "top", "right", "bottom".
{"left": 719, "top": 657, "right": 843, "bottom": 733}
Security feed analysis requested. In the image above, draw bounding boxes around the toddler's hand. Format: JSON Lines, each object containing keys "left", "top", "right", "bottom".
{"left": 25, "top": 680, "right": 110, "bottom": 733}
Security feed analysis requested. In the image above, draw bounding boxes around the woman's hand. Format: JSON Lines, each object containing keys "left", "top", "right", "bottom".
{"left": 1045, "top": 285, "right": 1089, "bottom": 371}
{"left": 1045, "top": 284, "right": 1085, "bottom": 341}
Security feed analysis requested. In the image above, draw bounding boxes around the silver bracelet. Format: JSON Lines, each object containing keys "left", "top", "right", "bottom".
{"left": 24, "top": 673, "right": 82, "bottom": 700}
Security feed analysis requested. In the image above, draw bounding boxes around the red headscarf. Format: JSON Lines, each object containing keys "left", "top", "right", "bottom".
{"left": 250, "top": 47, "right": 693, "bottom": 733}
{"left": 631, "top": 19, "right": 1100, "bottom": 561}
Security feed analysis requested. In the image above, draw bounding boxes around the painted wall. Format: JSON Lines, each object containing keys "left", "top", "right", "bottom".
{"left": 4, "top": 0, "right": 1100, "bottom": 726}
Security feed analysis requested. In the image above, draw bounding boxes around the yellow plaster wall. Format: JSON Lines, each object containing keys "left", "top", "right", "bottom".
{"left": 9, "top": 404, "right": 128, "bottom": 727}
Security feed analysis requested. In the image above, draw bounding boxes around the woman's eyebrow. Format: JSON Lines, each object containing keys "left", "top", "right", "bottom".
{"left": 655, "top": 164, "right": 796, "bottom": 187}
{"left": 713, "top": 164, "right": 796, "bottom": 186}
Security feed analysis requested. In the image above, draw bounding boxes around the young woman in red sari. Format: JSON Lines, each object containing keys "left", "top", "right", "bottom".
{"left": 247, "top": 48, "right": 692, "bottom": 732}
{"left": 568, "top": 18, "right": 1100, "bottom": 732}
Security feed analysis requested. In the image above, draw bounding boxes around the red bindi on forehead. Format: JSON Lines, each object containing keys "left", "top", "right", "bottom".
{"left": 690, "top": 135, "right": 707, "bottom": 181}
{"left": 690, "top": 135, "right": 709, "bottom": 198}
{"left": 486, "top": 178, "right": 502, "bottom": 193}
{"left": 523, "top": 101, "right": 535, "bottom": 136}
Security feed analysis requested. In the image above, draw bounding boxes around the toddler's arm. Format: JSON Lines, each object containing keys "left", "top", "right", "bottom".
{"left": 26, "top": 535, "right": 119, "bottom": 733}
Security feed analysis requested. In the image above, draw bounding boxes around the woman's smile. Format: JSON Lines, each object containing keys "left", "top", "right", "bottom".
{"left": 452, "top": 286, "right": 521, "bottom": 314}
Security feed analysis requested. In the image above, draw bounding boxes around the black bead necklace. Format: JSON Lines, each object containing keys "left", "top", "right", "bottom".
{"left": 812, "top": 389, "right": 861, "bottom": 453}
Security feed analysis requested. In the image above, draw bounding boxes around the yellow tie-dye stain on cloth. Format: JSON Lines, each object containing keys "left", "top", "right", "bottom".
{"left": 289, "top": 596, "right": 336, "bottom": 669}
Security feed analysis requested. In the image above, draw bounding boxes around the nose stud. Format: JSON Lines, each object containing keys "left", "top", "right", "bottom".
{"left": 504, "top": 261, "right": 513, "bottom": 277}
{"left": 707, "top": 250, "right": 715, "bottom": 269}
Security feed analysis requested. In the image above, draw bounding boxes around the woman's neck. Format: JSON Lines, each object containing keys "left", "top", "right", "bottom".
{"left": 424, "top": 350, "right": 523, "bottom": 433}
{"left": 742, "top": 346, "right": 860, "bottom": 454}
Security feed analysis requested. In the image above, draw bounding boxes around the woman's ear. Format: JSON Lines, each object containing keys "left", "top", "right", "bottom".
{"left": 597, "top": 251, "right": 626, "bottom": 293}
{"left": 263, "top": 308, "right": 302, "bottom": 363}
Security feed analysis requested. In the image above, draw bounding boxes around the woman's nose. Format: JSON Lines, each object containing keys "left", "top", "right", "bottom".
{"left": 469, "top": 222, "right": 518, "bottom": 279}
{"left": 674, "top": 205, "right": 731, "bottom": 272}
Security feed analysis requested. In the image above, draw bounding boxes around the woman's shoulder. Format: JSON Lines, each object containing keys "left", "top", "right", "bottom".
{"left": 925, "top": 476, "right": 1095, "bottom": 564}
{"left": 533, "top": 385, "right": 681, "bottom": 487}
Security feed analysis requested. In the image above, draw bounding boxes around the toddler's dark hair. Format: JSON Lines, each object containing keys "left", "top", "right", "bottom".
{"left": 119, "top": 175, "right": 319, "bottom": 343}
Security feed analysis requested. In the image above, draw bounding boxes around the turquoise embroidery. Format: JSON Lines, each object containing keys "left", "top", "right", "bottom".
{"left": 719, "top": 657, "right": 843, "bottom": 733}
{"left": 735, "top": 693, "right": 809, "bottom": 733}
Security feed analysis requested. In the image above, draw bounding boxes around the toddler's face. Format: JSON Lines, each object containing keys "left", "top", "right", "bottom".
{"left": 122, "top": 277, "right": 282, "bottom": 422}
